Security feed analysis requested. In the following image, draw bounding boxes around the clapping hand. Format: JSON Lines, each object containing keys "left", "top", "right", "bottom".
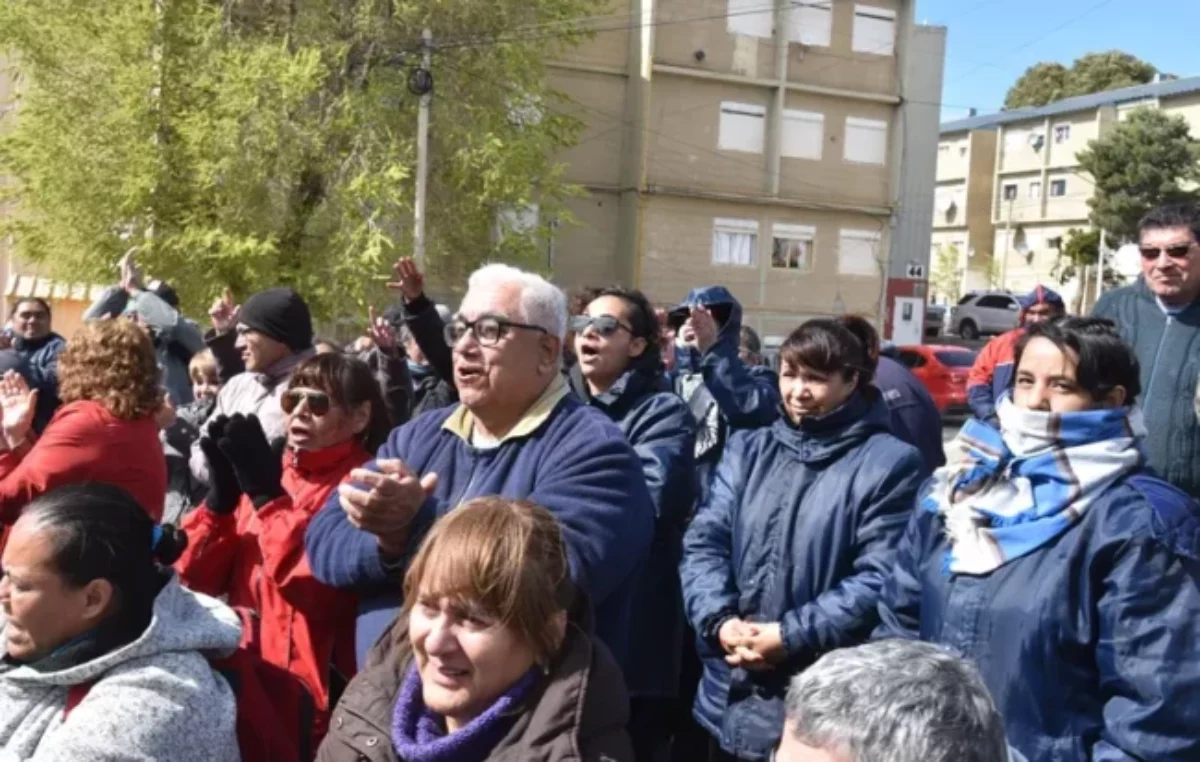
{"left": 0, "top": 371, "right": 36, "bottom": 451}
{"left": 338, "top": 458, "right": 438, "bottom": 555}
{"left": 387, "top": 257, "right": 426, "bottom": 303}
{"left": 216, "top": 414, "right": 284, "bottom": 509}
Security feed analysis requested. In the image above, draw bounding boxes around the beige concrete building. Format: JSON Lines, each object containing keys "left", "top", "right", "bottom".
{"left": 548, "top": 0, "right": 947, "bottom": 343}
{"left": 934, "top": 75, "right": 1200, "bottom": 311}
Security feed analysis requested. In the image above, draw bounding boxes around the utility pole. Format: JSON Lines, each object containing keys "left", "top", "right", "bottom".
{"left": 413, "top": 28, "right": 432, "bottom": 270}
{"left": 1000, "top": 197, "right": 1013, "bottom": 289}
{"left": 1096, "top": 229, "right": 1107, "bottom": 303}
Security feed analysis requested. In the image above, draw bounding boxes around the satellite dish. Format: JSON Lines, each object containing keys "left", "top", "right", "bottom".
{"left": 1027, "top": 133, "right": 1045, "bottom": 151}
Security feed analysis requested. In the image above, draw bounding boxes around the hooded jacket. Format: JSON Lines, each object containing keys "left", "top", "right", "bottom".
{"left": 1093, "top": 277, "right": 1200, "bottom": 497}
{"left": 578, "top": 366, "right": 697, "bottom": 698}
{"left": 669, "top": 287, "right": 779, "bottom": 504}
{"left": 0, "top": 576, "right": 241, "bottom": 762}
{"left": 12, "top": 333, "right": 66, "bottom": 435}
{"left": 875, "top": 473, "right": 1200, "bottom": 762}
{"left": 967, "top": 286, "right": 1064, "bottom": 422}
{"left": 874, "top": 355, "right": 946, "bottom": 477}
{"left": 316, "top": 610, "right": 634, "bottom": 762}
{"left": 680, "top": 392, "right": 923, "bottom": 760}
{"left": 176, "top": 439, "right": 367, "bottom": 734}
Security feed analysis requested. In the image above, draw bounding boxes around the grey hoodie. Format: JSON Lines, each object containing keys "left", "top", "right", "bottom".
{"left": 0, "top": 577, "right": 241, "bottom": 762}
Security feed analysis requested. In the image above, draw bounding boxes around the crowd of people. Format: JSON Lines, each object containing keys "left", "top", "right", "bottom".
{"left": 1, "top": 202, "right": 1200, "bottom": 762}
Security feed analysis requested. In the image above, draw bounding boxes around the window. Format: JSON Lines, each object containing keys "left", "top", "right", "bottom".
{"left": 956, "top": 294, "right": 976, "bottom": 306}
{"left": 496, "top": 204, "right": 539, "bottom": 241}
{"left": 843, "top": 117, "right": 888, "bottom": 165}
{"left": 852, "top": 5, "right": 896, "bottom": 56}
{"left": 934, "top": 186, "right": 958, "bottom": 216}
{"left": 838, "top": 229, "right": 880, "bottom": 276}
{"left": 897, "top": 350, "right": 926, "bottom": 369}
{"left": 977, "top": 295, "right": 1015, "bottom": 310}
{"left": 938, "top": 143, "right": 950, "bottom": 154}
{"left": 1053, "top": 124, "right": 1071, "bottom": 143}
{"left": 935, "top": 351, "right": 976, "bottom": 368}
{"left": 1002, "top": 183, "right": 1018, "bottom": 201}
{"left": 712, "top": 218, "right": 759, "bottom": 267}
{"left": 959, "top": 145, "right": 968, "bottom": 157}
{"left": 790, "top": 1, "right": 832, "bottom": 47}
{"left": 771, "top": 224, "right": 815, "bottom": 270}
{"left": 727, "top": 0, "right": 772, "bottom": 38}
{"left": 1028, "top": 181, "right": 1042, "bottom": 200}
{"left": 506, "top": 94, "right": 543, "bottom": 129}
{"left": 719, "top": 102, "right": 766, "bottom": 154}
{"left": 781, "top": 109, "right": 824, "bottom": 160}
{"left": 1050, "top": 179, "right": 1067, "bottom": 197}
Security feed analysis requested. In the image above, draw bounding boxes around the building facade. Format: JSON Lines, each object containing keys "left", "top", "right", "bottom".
{"left": 933, "top": 75, "right": 1200, "bottom": 311}
{"left": 549, "top": 0, "right": 946, "bottom": 343}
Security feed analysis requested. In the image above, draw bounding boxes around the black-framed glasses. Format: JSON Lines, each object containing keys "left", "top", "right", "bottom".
{"left": 281, "top": 388, "right": 331, "bottom": 416}
{"left": 1139, "top": 243, "right": 1195, "bottom": 261}
{"left": 444, "top": 315, "right": 549, "bottom": 347}
{"left": 569, "top": 314, "right": 633, "bottom": 338}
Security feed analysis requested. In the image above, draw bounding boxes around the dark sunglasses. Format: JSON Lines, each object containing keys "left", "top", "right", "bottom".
{"left": 1139, "top": 243, "right": 1194, "bottom": 261}
{"left": 281, "top": 388, "right": 331, "bottom": 416}
{"left": 569, "top": 314, "right": 632, "bottom": 338}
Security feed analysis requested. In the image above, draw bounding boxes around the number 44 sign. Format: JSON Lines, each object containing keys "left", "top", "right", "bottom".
{"left": 905, "top": 263, "right": 926, "bottom": 279}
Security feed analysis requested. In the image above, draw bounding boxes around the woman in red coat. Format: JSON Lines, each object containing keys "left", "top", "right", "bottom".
{"left": 175, "top": 352, "right": 392, "bottom": 752}
{"left": 0, "top": 319, "right": 167, "bottom": 553}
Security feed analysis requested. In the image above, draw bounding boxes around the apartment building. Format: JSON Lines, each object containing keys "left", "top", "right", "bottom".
{"left": 548, "top": 0, "right": 947, "bottom": 343}
{"left": 933, "top": 75, "right": 1200, "bottom": 309}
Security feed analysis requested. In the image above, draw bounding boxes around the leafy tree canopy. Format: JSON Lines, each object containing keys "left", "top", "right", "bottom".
{"left": 0, "top": 0, "right": 592, "bottom": 320}
{"left": 1004, "top": 51, "right": 1156, "bottom": 110}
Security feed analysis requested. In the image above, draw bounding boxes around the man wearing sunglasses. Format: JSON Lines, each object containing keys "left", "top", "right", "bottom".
{"left": 1094, "top": 202, "right": 1200, "bottom": 498}
{"left": 306, "top": 263, "right": 654, "bottom": 670}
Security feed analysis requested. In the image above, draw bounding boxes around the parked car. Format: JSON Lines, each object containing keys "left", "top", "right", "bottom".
{"left": 947, "top": 292, "right": 1020, "bottom": 340}
{"left": 895, "top": 344, "right": 977, "bottom": 418}
{"left": 924, "top": 304, "right": 946, "bottom": 339}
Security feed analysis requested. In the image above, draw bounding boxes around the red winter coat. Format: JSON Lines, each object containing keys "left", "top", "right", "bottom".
{"left": 176, "top": 439, "right": 365, "bottom": 746}
{"left": 0, "top": 400, "right": 166, "bottom": 554}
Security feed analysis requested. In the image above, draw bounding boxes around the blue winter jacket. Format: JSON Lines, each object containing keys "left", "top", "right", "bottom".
{"left": 680, "top": 392, "right": 924, "bottom": 760}
{"left": 874, "top": 355, "right": 946, "bottom": 477}
{"left": 13, "top": 333, "right": 66, "bottom": 434}
{"left": 670, "top": 286, "right": 779, "bottom": 505}
{"left": 304, "top": 376, "right": 655, "bottom": 667}
{"left": 584, "top": 366, "right": 696, "bottom": 698}
{"left": 875, "top": 474, "right": 1200, "bottom": 762}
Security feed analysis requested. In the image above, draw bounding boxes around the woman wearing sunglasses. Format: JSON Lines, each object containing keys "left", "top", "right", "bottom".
{"left": 176, "top": 352, "right": 393, "bottom": 752}
{"left": 572, "top": 287, "right": 697, "bottom": 762}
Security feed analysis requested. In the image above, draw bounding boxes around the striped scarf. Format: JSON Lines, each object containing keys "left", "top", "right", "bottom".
{"left": 925, "top": 396, "right": 1146, "bottom": 575}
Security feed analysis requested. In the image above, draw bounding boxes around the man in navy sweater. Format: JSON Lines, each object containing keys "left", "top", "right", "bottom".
{"left": 306, "top": 263, "right": 655, "bottom": 666}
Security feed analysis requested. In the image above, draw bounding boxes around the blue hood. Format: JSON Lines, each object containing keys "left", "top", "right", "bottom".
{"left": 771, "top": 391, "right": 892, "bottom": 464}
{"left": 673, "top": 286, "right": 744, "bottom": 370}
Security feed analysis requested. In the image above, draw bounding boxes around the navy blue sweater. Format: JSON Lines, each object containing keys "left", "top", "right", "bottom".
{"left": 305, "top": 379, "right": 655, "bottom": 666}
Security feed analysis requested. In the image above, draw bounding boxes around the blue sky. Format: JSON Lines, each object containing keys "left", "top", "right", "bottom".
{"left": 917, "top": 0, "right": 1200, "bottom": 124}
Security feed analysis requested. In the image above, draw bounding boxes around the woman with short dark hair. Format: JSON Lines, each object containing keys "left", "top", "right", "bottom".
{"left": 681, "top": 318, "right": 924, "bottom": 761}
{"left": 0, "top": 483, "right": 240, "bottom": 761}
{"left": 877, "top": 317, "right": 1200, "bottom": 761}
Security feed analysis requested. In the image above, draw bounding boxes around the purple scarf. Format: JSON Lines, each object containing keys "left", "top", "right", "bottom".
{"left": 391, "top": 663, "right": 539, "bottom": 762}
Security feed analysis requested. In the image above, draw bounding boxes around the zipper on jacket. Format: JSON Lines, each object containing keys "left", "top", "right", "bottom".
{"left": 1145, "top": 315, "right": 1173, "bottom": 401}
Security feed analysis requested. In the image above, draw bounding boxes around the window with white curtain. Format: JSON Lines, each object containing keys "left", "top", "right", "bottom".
{"left": 790, "top": 1, "right": 833, "bottom": 47}
{"left": 727, "top": 0, "right": 772, "bottom": 38}
{"left": 843, "top": 117, "right": 888, "bottom": 165}
{"left": 838, "top": 229, "right": 880, "bottom": 276}
{"left": 852, "top": 5, "right": 896, "bottom": 56}
{"left": 719, "top": 102, "right": 767, "bottom": 154}
{"left": 1029, "top": 181, "right": 1042, "bottom": 200}
{"left": 781, "top": 109, "right": 824, "bottom": 160}
{"left": 712, "top": 218, "right": 759, "bottom": 267}
{"left": 772, "top": 224, "right": 815, "bottom": 270}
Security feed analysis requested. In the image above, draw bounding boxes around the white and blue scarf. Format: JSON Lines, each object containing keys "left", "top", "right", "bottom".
{"left": 925, "top": 396, "right": 1146, "bottom": 575}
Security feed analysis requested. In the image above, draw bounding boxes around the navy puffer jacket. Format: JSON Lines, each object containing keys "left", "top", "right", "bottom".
{"left": 875, "top": 474, "right": 1200, "bottom": 762}
{"left": 680, "top": 392, "right": 923, "bottom": 760}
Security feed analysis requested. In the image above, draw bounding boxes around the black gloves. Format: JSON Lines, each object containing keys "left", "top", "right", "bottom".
{"left": 217, "top": 414, "right": 285, "bottom": 509}
{"left": 201, "top": 416, "right": 242, "bottom": 515}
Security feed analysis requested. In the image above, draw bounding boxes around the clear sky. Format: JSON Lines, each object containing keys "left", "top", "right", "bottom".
{"left": 917, "top": 0, "right": 1200, "bottom": 124}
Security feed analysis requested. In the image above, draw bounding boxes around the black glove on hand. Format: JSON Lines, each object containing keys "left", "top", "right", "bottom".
{"left": 217, "top": 413, "right": 284, "bottom": 509}
{"left": 202, "top": 416, "right": 242, "bottom": 514}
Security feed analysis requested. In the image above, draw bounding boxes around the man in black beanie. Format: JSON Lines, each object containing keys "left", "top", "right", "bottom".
{"left": 189, "top": 287, "right": 315, "bottom": 485}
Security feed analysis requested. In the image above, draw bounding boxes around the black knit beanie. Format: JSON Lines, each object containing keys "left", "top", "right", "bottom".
{"left": 239, "top": 287, "right": 313, "bottom": 351}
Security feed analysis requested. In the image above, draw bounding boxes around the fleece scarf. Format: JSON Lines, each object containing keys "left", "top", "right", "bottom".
{"left": 925, "top": 396, "right": 1145, "bottom": 575}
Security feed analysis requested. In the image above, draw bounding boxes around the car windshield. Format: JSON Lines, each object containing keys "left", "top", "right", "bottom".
{"left": 936, "top": 351, "right": 976, "bottom": 367}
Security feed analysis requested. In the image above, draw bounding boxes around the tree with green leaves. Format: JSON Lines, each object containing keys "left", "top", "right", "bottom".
{"left": 1076, "top": 108, "right": 1200, "bottom": 244}
{"left": 0, "top": 0, "right": 590, "bottom": 321}
{"left": 930, "top": 243, "right": 962, "bottom": 304}
{"left": 1004, "top": 51, "right": 1156, "bottom": 110}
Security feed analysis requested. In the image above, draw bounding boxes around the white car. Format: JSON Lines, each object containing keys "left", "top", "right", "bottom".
{"left": 947, "top": 292, "right": 1020, "bottom": 340}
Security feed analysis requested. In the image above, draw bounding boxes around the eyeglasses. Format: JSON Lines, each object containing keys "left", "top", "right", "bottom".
{"left": 1139, "top": 243, "right": 1195, "bottom": 261}
{"left": 281, "top": 388, "right": 331, "bottom": 416}
{"left": 568, "top": 314, "right": 633, "bottom": 338}
{"left": 444, "top": 315, "right": 548, "bottom": 347}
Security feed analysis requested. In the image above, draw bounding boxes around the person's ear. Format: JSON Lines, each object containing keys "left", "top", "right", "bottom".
{"left": 539, "top": 335, "right": 561, "bottom": 372}
{"left": 79, "top": 578, "right": 115, "bottom": 625}
{"left": 350, "top": 402, "right": 371, "bottom": 436}
{"left": 1102, "top": 385, "right": 1127, "bottom": 409}
{"left": 627, "top": 337, "right": 648, "bottom": 360}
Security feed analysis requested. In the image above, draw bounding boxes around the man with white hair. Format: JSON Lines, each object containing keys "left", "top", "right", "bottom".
{"left": 775, "top": 640, "right": 1015, "bottom": 762}
{"left": 306, "top": 263, "right": 655, "bottom": 666}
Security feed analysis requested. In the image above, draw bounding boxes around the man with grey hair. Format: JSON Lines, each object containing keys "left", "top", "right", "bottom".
{"left": 775, "top": 640, "right": 1012, "bottom": 762}
{"left": 306, "top": 262, "right": 655, "bottom": 667}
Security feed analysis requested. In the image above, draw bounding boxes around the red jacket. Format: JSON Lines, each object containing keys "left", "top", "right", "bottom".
{"left": 175, "top": 439, "right": 365, "bottom": 734}
{"left": 0, "top": 400, "right": 166, "bottom": 552}
{"left": 966, "top": 327, "right": 1026, "bottom": 421}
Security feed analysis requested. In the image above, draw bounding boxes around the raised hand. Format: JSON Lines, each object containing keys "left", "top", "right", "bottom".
{"left": 368, "top": 306, "right": 398, "bottom": 352}
{"left": 200, "top": 415, "right": 243, "bottom": 514}
{"left": 0, "top": 371, "right": 37, "bottom": 450}
{"left": 387, "top": 257, "right": 426, "bottom": 303}
{"left": 209, "top": 287, "right": 240, "bottom": 335}
{"left": 119, "top": 248, "right": 144, "bottom": 293}
{"left": 216, "top": 413, "right": 283, "bottom": 509}
{"left": 689, "top": 307, "right": 719, "bottom": 355}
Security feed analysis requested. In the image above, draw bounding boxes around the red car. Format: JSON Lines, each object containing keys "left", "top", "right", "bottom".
{"left": 895, "top": 345, "right": 977, "bottom": 417}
